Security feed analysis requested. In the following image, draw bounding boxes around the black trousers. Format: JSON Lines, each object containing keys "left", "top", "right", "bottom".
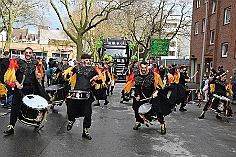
{"left": 67, "top": 98, "right": 93, "bottom": 128}
{"left": 10, "top": 87, "right": 35, "bottom": 126}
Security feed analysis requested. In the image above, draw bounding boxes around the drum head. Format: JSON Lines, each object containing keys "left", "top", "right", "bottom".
{"left": 22, "top": 95, "right": 48, "bottom": 110}
{"left": 138, "top": 103, "right": 152, "bottom": 114}
{"left": 45, "top": 84, "right": 65, "bottom": 91}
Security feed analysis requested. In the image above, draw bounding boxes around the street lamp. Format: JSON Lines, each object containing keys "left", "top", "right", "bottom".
{"left": 200, "top": 1, "right": 208, "bottom": 89}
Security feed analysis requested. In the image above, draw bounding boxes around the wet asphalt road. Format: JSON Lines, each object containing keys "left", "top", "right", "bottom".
{"left": 0, "top": 83, "right": 236, "bottom": 157}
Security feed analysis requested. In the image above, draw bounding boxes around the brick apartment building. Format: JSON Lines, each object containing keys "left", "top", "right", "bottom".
{"left": 190, "top": 0, "right": 236, "bottom": 83}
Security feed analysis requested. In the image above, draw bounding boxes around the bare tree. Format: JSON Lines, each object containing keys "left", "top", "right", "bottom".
{"left": 115, "top": 0, "right": 192, "bottom": 58}
{"left": 0, "top": 0, "right": 49, "bottom": 52}
{"left": 50, "top": 0, "right": 136, "bottom": 60}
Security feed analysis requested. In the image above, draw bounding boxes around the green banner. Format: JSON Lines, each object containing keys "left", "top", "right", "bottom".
{"left": 150, "top": 38, "right": 170, "bottom": 56}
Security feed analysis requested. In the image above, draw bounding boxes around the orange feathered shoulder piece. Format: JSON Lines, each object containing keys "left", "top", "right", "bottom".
{"left": 174, "top": 71, "right": 180, "bottom": 84}
{"left": 4, "top": 59, "right": 19, "bottom": 87}
{"left": 94, "top": 67, "right": 106, "bottom": 82}
{"left": 123, "top": 72, "right": 135, "bottom": 94}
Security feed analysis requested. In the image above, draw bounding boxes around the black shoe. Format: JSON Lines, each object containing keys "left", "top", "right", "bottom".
{"left": 94, "top": 103, "right": 100, "bottom": 106}
{"left": 67, "top": 121, "right": 74, "bottom": 131}
{"left": 82, "top": 128, "right": 92, "bottom": 140}
{"left": 179, "top": 108, "right": 187, "bottom": 112}
{"left": 104, "top": 100, "right": 109, "bottom": 105}
{"left": 160, "top": 124, "right": 166, "bottom": 135}
{"left": 3, "top": 125, "right": 14, "bottom": 136}
{"left": 216, "top": 114, "right": 222, "bottom": 119}
{"left": 133, "top": 122, "right": 141, "bottom": 130}
{"left": 198, "top": 115, "right": 205, "bottom": 119}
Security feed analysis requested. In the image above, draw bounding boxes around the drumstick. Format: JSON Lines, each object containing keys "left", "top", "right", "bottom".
{"left": 139, "top": 97, "right": 152, "bottom": 102}
{"left": 191, "top": 71, "right": 198, "bottom": 79}
{"left": 220, "top": 70, "right": 229, "bottom": 77}
{"left": 21, "top": 75, "right": 26, "bottom": 85}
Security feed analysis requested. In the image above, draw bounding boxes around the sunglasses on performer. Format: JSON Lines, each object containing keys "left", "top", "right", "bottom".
{"left": 25, "top": 51, "right": 32, "bottom": 54}
{"left": 84, "top": 59, "right": 90, "bottom": 62}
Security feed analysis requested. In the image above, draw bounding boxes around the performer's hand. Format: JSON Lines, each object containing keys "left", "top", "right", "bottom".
{"left": 152, "top": 90, "right": 159, "bottom": 98}
{"left": 36, "top": 73, "right": 41, "bottom": 79}
{"left": 69, "top": 71, "right": 73, "bottom": 76}
{"left": 92, "top": 75, "right": 98, "bottom": 81}
{"left": 136, "top": 96, "right": 140, "bottom": 101}
{"left": 16, "top": 82, "right": 23, "bottom": 90}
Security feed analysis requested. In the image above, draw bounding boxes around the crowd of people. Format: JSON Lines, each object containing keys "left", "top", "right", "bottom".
{"left": 0, "top": 47, "right": 235, "bottom": 139}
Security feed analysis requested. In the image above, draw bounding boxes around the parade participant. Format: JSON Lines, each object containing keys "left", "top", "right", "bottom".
{"left": 132, "top": 61, "right": 172, "bottom": 135}
{"left": 3, "top": 47, "right": 50, "bottom": 135}
{"left": 51, "top": 57, "right": 70, "bottom": 85}
{"left": 120, "top": 60, "right": 139, "bottom": 103}
{"left": 176, "top": 66, "right": 190, "bottom": 112}
{"left": 107, "top": 56, "right": 117, "bottom": 95}
{"left": 199, "top": 71, "right": 230, "bottom": 119}
{"left": 198, "top": 68, "right": 217, "bottom": 119}
{"left": 66, "top": 54, "right": 98, "bottom": 140}
{"left": 36, "top": 58, "right": 45, "bottom": 88}
{"left": 230, "top": 68, "right": 236, "bottom": 103}
{"left": 93, "top": 62, "right": 110, "bottom": 106}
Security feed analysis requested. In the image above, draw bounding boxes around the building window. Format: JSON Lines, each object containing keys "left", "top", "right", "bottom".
{"left": 212, "top": 0, "right": 216, "bottom": 14}
{"left": 196, "top": 0, "right": 200, "bottom": 9}
{"left": 168, "top": 51, "right": 175, "bottom": 56}
{"left": 202, "top": 18, "right": 205, "bottom": 32}
{"left": 195, "top": 22, "right": 199, "bottom": 35}
{"left": 222, "top": 43, "right": 228, "bottom": 57}
{"left": 224, "top": 7, "right": 231, "bottom": 25}
{"left": 210, "top": 30, "right": 215, "bottom": 44}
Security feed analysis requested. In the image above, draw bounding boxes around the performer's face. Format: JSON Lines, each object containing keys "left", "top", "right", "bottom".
{"left": 24, "top": 49, "right": 33, "bottom": 60}
{"left": 140, "top": 64, "right": 148, "bottom": 75}
{"left": 83, "top": 59, "right": 91, "bottom": 66}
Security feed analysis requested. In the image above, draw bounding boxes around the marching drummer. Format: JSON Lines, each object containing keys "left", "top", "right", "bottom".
{"left": 65, "top": 54, "right": 98, "bottom": 140}
{"left": 132, "top": 61, "right": 172, "bottom": 135}
{"left": 3, "top": 47, "right": 49, "bottom": 136}
{"left": 198, "top": 70, "right": 232, "bottom": 119}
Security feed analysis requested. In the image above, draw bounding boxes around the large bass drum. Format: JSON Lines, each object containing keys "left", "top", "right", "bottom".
{"left": 138, "top": 103, "right": 157, "bottom": 122}
{"left": 19, "top": 94, "right": 48, "bottom": 127}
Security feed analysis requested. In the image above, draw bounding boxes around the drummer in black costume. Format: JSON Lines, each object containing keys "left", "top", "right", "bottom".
{"left": 66, "top": 54, "right": 98, "bottom": 140}
{"left": 51, "top": 57, "right": 71, "bottom": 103}
{"left": 132, "top": 61, "right": 172, "bottom": 135}
{"left": 198, "top": 70, "right": 231, "bottom": 119}
{"left": 4, "top": 47, "right": 49, "bottom": 135}
{"left": 176, "top": 66, "right": 190, "bottom": 112}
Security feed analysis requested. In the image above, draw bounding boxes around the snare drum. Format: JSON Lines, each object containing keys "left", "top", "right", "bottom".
{"left": 45, "top": 84, "right": 65, "bottom": 103}
{"left": 138, "top": 103, "right": 157, "bottom": 122}
{"left": 19, "top": 95, "right": 48, "bottom": 126}
{"left": 67, "top": 90, "right": 90, "bottom": 100}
